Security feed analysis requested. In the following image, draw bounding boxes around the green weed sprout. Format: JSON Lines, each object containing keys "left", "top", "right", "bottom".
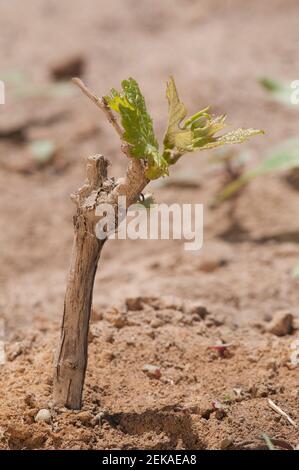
{"left": 217, "top": 77, "right": 299, "bottom": 203}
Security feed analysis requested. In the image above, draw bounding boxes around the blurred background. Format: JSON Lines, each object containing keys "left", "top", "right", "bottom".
{"left": 1, "top": 0, "right": 299, "bottom": 333}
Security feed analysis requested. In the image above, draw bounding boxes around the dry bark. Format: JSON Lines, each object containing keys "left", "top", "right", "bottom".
{"left": 53, "top": 153, "right": 148, "bottom": 408}
{"left": 53, "top": 79, "right": 149, "bottom": 408}
{"left": 53, "top": 155, "right": 106, "bottom": 407}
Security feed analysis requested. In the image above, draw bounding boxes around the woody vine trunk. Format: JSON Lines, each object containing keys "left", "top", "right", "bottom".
{"left": 53, "top": 219, "right": 104, "bottom": 409}
{"left": 53, "top": 154, "right": 147, "bottom": 409}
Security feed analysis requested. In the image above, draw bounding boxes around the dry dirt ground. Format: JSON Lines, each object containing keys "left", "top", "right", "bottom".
{"left": 0, "top": 0, "right": 298, "bottom": 450}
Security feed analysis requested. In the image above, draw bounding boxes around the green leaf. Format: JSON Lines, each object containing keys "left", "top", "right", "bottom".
{"left": 104, "top": 76, "right": 263, "bottom": 181}
{"left": 253, "top": 138, "right": 299, "bottom": 174}
{"left": 163, "top": 77, "right": 263, "bottom": 161}
{"left": 145, "top": 148, "right": 169, "bottom": 179}
{"left": 163, "top": 76, "right": 187, "bottom": 150}
{"left": 213, "top": 174, "right": 251, "bottom": 204}
{"left": 216, "top": 138, "right": 299, "bottom": 203}
{"left": 199, "top": 128, "right": 264, "bottom": 150}
{"left": 139, "top": 193, "right": 155, "bottom": 209}
{"left": 105, "top": 88, "right": 133, "bottom": 113}
{"left": 105, "top": 78, "right": 168, "bottom": 179}
{"left": 260, "top": 77, "right": 293, "bottom": 106}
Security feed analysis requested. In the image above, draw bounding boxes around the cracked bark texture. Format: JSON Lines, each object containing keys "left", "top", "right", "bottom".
{"left": 53, "top": 154, "right": 148, "bottom": 408}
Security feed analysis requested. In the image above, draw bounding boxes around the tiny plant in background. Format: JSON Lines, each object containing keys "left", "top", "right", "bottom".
{"left": 0, "top": 70, "right": 74, "bottom": 99}
{"left": 260, "top": 77, "right": 299, "bottom": 106}
{"left": 216, "top": 78, "right": 299, "bottom": 242}
{"left": 216, "top": 76, "right": 299, "bottom": 201}
{"left": 260, "top": 77, "right": 299, "bottom": 276}
{"left": 208, "top": 148, "right": 251, "bottom": 204}
{"left": 210, "top": 141, "right": 299, "bottom": 202}
{"left": 53, "top": 76, "right": 262, "bottom": 409}
{"left": 207, "top": 147, "right": 252, "bottom": 240}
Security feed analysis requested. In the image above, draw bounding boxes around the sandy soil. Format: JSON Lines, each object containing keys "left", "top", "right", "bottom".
{"left": 0, "top": 0, "right": 298, "bottom": 450}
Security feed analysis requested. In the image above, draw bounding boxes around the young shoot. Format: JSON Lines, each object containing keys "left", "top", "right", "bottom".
{"left": 53, "top": 76, "right": 263, "bottom": 409}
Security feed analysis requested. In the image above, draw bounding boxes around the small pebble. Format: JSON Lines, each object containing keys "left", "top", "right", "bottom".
{"left": 100, "top": 350, "right": 115, "bottom": 362}
{"left": 150, "top": 319, "right": 164, "bottom": 329}
{"left": 125, "top": 297, "right": 144, "bottom": 311}
{"left": 35, "top": 409, "right": 51, "bottom": 423}
{"left": 248, "top": 355, "right": 259, "bottom": 363}
{"left": 105, "top": 308, "right": 127, "bottom": 329}
{"left": 267, "top": 311, "right": 294, "bottom": 336}
{"left": 220, "top": 438, "right": 233, "bottom": 449}
{"left": 142, "top": 364, "right": 161, "bottom": 379}
{"left": 77, "top": 411, "right": 92, "bottom": 425}
{"left": 198, "top": 255, "right": 225, "bottom": 273}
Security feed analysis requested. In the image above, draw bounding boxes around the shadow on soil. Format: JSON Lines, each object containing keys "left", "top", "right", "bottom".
{"left": 105, "top": 406, "right": 204, "bottom": 449}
